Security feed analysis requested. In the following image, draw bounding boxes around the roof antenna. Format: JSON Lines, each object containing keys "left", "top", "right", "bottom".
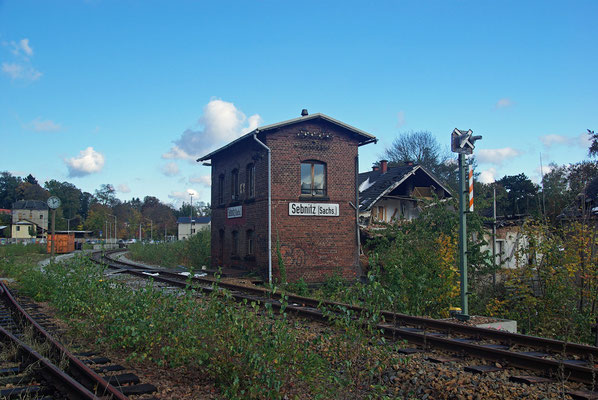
{"left": 301, "top": 109, "right": 308, "bottom": 117}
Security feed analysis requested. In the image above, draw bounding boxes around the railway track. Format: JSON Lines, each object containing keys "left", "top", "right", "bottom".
{"left": 0, "top": 279, "right": 156, "bottom": 399}
{"left": 94, "top": 249, "right": 598, "bottom": 395}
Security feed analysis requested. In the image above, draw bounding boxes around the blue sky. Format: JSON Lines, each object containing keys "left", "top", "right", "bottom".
{"left": 2, "top": 1, "right": 597, "bottom": 206}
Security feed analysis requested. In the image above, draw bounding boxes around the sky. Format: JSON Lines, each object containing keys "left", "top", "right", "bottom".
{"left": 1, "top": 1, "right": 597, "bottom": 207}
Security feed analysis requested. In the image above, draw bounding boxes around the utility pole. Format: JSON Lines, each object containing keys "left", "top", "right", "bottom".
{"left": 451, "top": 129, "right": 482, "bottom": 320}
{"left": 492, "top": 184, "right": 497, "bottom": 288}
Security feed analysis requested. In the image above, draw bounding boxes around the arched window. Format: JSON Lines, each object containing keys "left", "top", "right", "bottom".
{"left": 232, "top": 230, "right": 239, "bottom": 255}
{"left": 231, "top": 169, "right": 239, "bottom": 201}
{"left": 218, "top": 174, "right": 225, "bottom": 205}
{"left": 246, "top": 163, "right": 255, "bottom": 199}
{"left": 300, "top": 161, "right": 326, "bottom": 196}
{"left": 246, "top": 229, "right": 254, "bottom": 255}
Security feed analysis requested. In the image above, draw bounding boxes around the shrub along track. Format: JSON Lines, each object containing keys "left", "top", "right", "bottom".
{"left": 95, "top": 249, "right": 598, "bottom": 398}
{"left": 0, "top": 279, "right": 157, "bottom": 399}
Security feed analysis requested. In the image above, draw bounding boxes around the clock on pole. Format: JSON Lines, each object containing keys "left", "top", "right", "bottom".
{"left": 47, "top": 196, "right": 61, "bottom": 259}
{"left": 47, "top": 196, "right": 61, "bottom": 209}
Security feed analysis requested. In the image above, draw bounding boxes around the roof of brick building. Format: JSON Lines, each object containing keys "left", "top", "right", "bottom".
{"left": 12, "top": 200, "right": 48, "bottom": 211}
{"left": 198, "top": 112, "right": 377, "bottom": 162}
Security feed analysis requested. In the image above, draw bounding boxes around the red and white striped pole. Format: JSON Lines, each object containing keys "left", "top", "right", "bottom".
{"left": 468, "top": 164, "right": 474, "bottom": 212}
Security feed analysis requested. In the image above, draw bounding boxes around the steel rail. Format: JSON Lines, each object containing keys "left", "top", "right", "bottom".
{"left": 0, "top": 281, "right": 129, "bottom": 399}
{"left": 101, "top": 250, "right": 598, "bottom": 359}
{"left": 0, "top": 324, "right": 99, "bottom": 399}
{"left": 96, "top": 250, "right": 598, "bottom": 384}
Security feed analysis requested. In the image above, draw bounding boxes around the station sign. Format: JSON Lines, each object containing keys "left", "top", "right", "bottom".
{"left": 289, "top": 202, "right": 339, "bottom": 217}
{"left": 227, "top": 205, "right": 243, "bottom": 219}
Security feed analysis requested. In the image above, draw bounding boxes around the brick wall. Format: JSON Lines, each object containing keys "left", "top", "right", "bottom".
{"left": 209, "top": 118, "right": 362, "bottom": 283}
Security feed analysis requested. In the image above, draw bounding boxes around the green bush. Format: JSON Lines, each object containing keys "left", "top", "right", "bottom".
{"left": 0, "top": 255, "right": 406, "bottom": 398}
{"left": 128, "top": 229, "right": 210, "bottom": 270}
{"left": 0, "top": 243, "right": 46, "bottom": 258}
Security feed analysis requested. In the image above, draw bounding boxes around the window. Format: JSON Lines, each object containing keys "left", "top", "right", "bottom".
{"left": 232, "top": 231, "right": 239, "bottom": 255}
{"left": 301, "top": 161, "right": 326, "bottom": 196}
{"left": 246, "top": 230, "right": 254, "bottom": 255}
{"left": 39, "top": 214, "right": 43, "bottom": 219}
{"left": 246, "top": 163, "right": 255, "bottom": 199}
{"left": 231, "top": 169, "right": 239, "bottom": 201}
{"left": 218, "top": 229, "right": 225, "bottom": 263}
{"left": 16, "top": 226, "right": 20, "bottom": 231}
{"left": 376, "top": 206, "right": 385, "bottom": 222}
{"left": 218, "top": 174, "right": 225, "bottom": 205}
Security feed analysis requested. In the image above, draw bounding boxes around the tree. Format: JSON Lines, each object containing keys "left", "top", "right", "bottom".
{"left": 79, "top": 192, "right": 94, "bottom": 220}
{"left": 495, "top": 174, "right": 540, "bottom": 217}
{"left": 44, "top": 180, "right": 82, "bottom": 220}
{"left": 25, "top": 174, "right": 38, "bottom": 185}
{"left": 541, "top": 163, "right": 570, "bottom": 220}
{"left": 588, "top": 129, "right": 598, "bottom": 158}
{"left": 383, "top": 131, "right": 449, "bottom": 170}
{"left": 178, "top": 201, "right": 211, "bottom": 218}
{"left": 15, "top": 182, "right": 49, "bottom": 201}
{"left": 382, "top": 131, "right": 456, "bottom": 190}
{"left": 95, "top": 184, "right": 119, "bottom": 207}
{"left": 141, "top": 196, "right": 161, "bottom": 211}
{"left": 0, "top": 172, "right": 22, "bottom": 209}
{"left": 84, "top": 203, "right": 112, "bottom": 236}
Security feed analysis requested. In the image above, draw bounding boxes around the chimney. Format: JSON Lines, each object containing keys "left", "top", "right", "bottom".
{"left": 404, "top": 160, "right": 413, "bottom": 166}
{"left": 301, "top": 109, "right": 309, "bottom": 117}
{"left": 372, "top": 165, "right": 379, "bottom": 171}
{"left": 380, "top": 160, "right": 388, "bottom": 174}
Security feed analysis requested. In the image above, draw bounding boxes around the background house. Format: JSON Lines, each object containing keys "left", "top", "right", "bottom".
{"left": 358, "top": 160, "right": 452, "bottom": 226}
{"left": 11, "top": 200, "right": 48, "bottom": 238}
{"left": 177, "top": 216, "right": 211, "bottom": 240}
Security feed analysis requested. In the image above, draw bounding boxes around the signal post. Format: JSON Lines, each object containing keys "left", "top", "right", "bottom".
{"left": 451, "top": 129, "right": 482, "bottom": 320}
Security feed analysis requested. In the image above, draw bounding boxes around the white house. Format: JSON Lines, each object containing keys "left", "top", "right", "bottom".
{"left": 358, "top": 161, "right": 452, "bottom": 225}
{"left": 177, "top": 216, "right": 211, "bottom": 240}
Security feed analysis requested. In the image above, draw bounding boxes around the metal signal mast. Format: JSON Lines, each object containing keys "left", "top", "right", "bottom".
{"left": 451, "top": 128, "right": 482, "bottom": 319}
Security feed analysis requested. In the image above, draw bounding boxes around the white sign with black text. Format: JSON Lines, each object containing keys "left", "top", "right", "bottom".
{"left": 288, "top": 202, "right": 339, "bottom": 217}
{"left": 227, "top": 205, "right": 243, "bottom": 219}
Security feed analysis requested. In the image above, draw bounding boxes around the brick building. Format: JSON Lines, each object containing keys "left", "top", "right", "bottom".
{"left": 198, "top": 110, "right": 376, "bottom": 283}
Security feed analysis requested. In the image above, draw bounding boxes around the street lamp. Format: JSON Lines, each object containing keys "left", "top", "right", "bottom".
{"left": 108, "top": 214, "right": 117, "bottom": 245}
{"left": 190, "top": 193, "right": 194, "bottom": 239}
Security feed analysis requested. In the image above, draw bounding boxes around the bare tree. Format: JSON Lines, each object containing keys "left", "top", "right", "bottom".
{"left": 382, "top": 131, "right": 449, "bottom": 171}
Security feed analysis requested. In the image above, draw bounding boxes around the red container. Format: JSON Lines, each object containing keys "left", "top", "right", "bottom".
{"left": 47, "top": 234, "right": 75, "bottom": 254}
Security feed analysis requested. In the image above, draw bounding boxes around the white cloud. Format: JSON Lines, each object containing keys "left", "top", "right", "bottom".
{"left": 535, "top": 165, "right": 553, "bottom": 177}
{"left": 18, "top": 39, "right": 33, "bottom": 57}
{"left": 2, "top": 62, "right": 42, "bottom": 81}
{"left": 117, "top": 184, "right": 131, "bottom": 193}
{"left": 65, "top": 147, "right": 105, "bottom": 177}
{"left": 8, "top": 38, "right": 33, "bottom": 57}
{"left": 163, "top": 99, "right": 262, "bottom": 161}
{"left": 495, "top": 98, "right": 513, "bottom": 109}
{"left": 25, "top": 117, "right": 61, "bottom": 132}
{"left": 540, "top": 134, "right": 568, "bottom": 147}
{"left": 161, "top": 162, "right": 180, "bottom": 176}
{"left": 540, "top": 132, "right": 591, "bottom": 149}
{"left": 476, "top": 147, "right": 521, "bottom": 165}
{"left": 479, "top": 168, "right": 497, "bottom": 184}
{"left": 2, "top": 38, "right": 41, "bottom": 82}
{"left": 189, "top": 175, "right": 211, "bottom": 186}
{"left": 396, "top": 110, "right": 405, "bottom": 128}
{"left": 168, "top": 189, "right": 200, "bottom": 201}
